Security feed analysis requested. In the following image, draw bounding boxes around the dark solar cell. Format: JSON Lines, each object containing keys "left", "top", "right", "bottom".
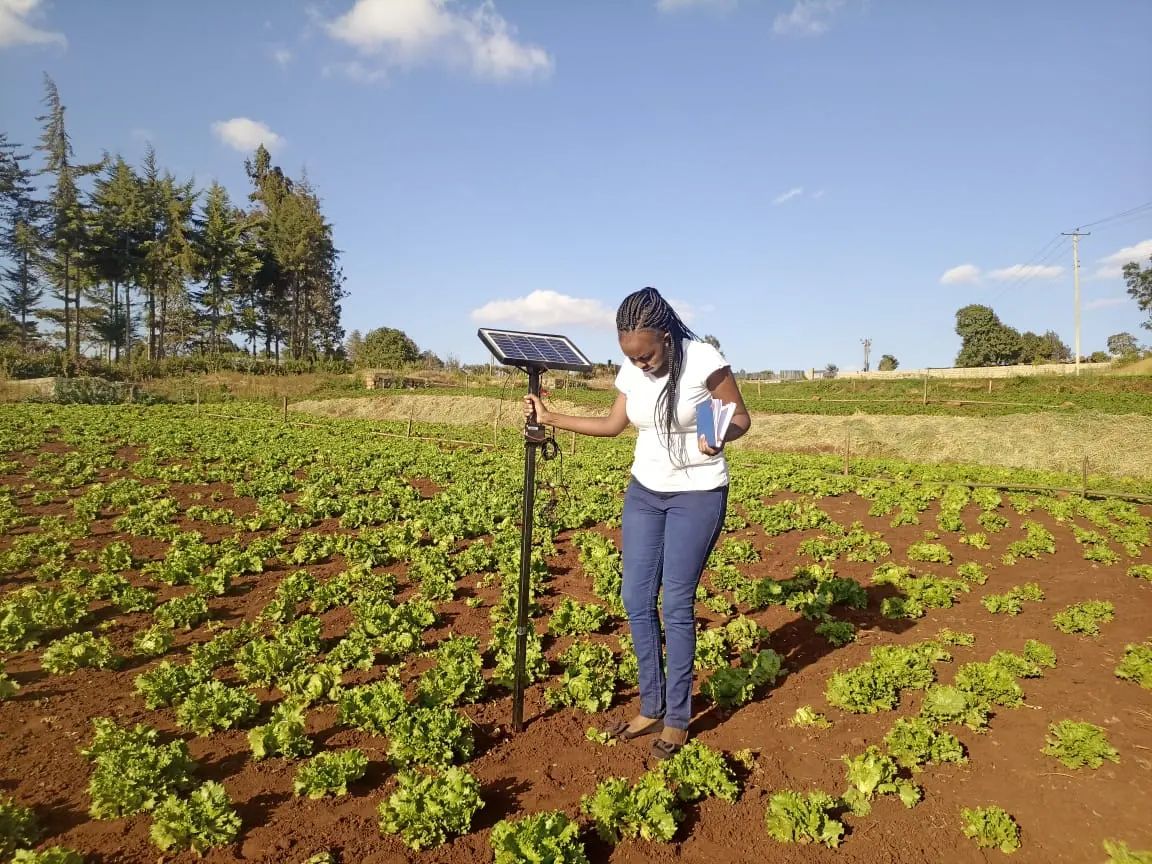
{"left": 478, "top": 329, "right": 593, "bottom": 371}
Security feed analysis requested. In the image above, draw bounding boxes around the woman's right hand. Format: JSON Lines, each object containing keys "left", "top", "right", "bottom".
{"left": 523, "top": 394, "right": 551, "bottom": 425}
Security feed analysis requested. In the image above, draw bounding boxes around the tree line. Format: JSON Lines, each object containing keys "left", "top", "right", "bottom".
{"left": 0, "top": 76, "right": 346, "bottom": 373}
{"left": 954, "top": 304, "right": 1147, "bottom": 368}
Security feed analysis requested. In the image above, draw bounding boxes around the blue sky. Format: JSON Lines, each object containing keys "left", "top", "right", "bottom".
{"left": 2, "top": 0, "right": 1150, "bottom": 371}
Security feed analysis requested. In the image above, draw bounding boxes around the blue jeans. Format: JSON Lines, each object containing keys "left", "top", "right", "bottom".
{"left": 621, "top": 477, "right": 729, "bottom": 731}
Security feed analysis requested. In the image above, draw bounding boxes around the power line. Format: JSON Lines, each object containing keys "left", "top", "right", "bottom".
{"left": 1077, "top": 200, "right": 1152, "bottom": 231}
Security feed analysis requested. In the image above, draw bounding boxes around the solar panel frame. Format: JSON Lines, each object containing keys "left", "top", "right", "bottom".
{"left": 477, "top": 328, "right": 594, "bottom": 372}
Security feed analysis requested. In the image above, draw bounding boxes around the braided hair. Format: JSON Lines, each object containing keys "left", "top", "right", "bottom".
{"left": 616, "top": 287, "right": 702, "bottom": 465}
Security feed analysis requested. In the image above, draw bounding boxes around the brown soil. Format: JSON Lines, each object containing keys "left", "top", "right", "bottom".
{"left": 1, "top": 451, "right": 1150, "bottom": 864}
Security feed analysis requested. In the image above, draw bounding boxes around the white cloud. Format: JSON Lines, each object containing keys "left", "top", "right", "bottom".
{"left": 1093, "top": 238, "right": 1152, "bottom": 280}
{"left": 1084, "top": 297, "right": 1129, "bottom": 312}
{"left": 323, "top": 60, "right": 389, "bottom": 83}
{"left": 327, "top": 0, "right": 552, "bottom": 80}
{"left": 773, "top": 186, "right": 804, "bottom": 205}
{"left": 773, "top": 0, "right": 847, "bottom": 37}
{"left": 656, "top": 0, "right": 737, "bottom": 12}
{"left": 211, "top": 118, "right": 284, "bottom": 154}
{"left": 471, "top": 290, "right": 615, "bottom": 329}
{"left": 940, "top": 264, "right": 982, "bottom": 285}
{"left": 0, "top": 0, "right": 65, "bottom": 48}
{"left": 272, "top": 47, "right": 293, "bottom": 67}
{"left": 987, "top": 263, "right": 1064, "bottom": 281}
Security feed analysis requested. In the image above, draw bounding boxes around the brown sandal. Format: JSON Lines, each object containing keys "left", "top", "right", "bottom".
{"left": 650, "top": 728, "right": 689, "bottom": 761}
{"left": 606, "top": 716, "right": 664, "bottom": 740}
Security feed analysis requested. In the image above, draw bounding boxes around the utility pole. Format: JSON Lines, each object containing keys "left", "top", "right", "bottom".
{"left": 861, "top": 338, "right": 872, "bottom": 372}
{"left": 1062, "top": 230, "right": 1090, "bottom": 375}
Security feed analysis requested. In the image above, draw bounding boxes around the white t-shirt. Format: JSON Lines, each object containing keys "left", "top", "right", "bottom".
{"left": 614, "top": 338, "right": 730, "bottom": 492}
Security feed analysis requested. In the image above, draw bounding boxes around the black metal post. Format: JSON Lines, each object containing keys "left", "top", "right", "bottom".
{"left": 512, "top": 367, "right": 544, "bottom": 732}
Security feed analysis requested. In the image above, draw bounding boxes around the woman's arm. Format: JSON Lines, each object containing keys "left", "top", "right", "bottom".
{"left": 523, "top": 392, "right": 630, "bottom": 438}
{"left": 701, "top": 367, "right": 752, "bottom": 453}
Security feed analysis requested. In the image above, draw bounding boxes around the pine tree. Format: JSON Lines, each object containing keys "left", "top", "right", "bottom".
{"left": 86, "top": 155, "right": 147, "bottom": 361}
{"left": 0, "top": 133, "right": 45, "bottom": 349}
{"left": 192, "top": 181, "right": 243, "bottom": 354}
{"left": 138, "top": 148, "right": 194, "bottom": 360}
{"left": 36, "top": 75, "right": 101, "bottom": 360}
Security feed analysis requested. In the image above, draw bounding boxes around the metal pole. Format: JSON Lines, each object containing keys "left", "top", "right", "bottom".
{"left": 512, "top": 367, "right": 543, "bottom": 732}
{"left": 1063, "top": 230, "right": 1090, "bottom": 376}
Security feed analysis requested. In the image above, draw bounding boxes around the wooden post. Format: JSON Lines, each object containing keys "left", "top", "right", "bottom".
{"left": 987, "top": 378, "right": 993, "bottom": 394}
{"left": 843, "top": 434, "right": 851, "bottom": 476}
{"left": 922, "top": 371, "right": 929, "bottom": 405}
{"left": 195, "top": 388, "right": 200, "bottom": 413}
{"left": 571, "top": 430, "right": 577, "bottom": 456}
{"left": 282, "top": 394, "right": 288, "bottom": 423}
{"left": 407, "top": 416, "right": 414, "bottom": 438}
{"left": 757, "top": 380, "right": 762, "bottom": 398}
{"left": 1082, "top": 454, "right": 1089, "bottom": 494}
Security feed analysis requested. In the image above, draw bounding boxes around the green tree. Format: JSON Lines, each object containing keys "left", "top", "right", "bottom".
{"left": 36, "top": 75, "right": 102, "bottom": 360}
{"left": 878, "top": 354, "right": 898, "bottom": 371}
{"left": 139, "top": 149, "right": 195, "bottom": 359}
{"left": 346, "top": 329, "right": 364, "bottom": 364}
{"left": 1018, "top": 330, "right": 1070, "bottom": 364}
{"left": 191, "top": 182, "right": 248, "bottom": 355}
{"left": 1088, "top": 351, "right": 1110, "bottom": 363}
{"left": 823, "top": 363, "right": 838, "bottom": 378}
{"left": 1107, "top": 332, "right": 1139, "bottom": 357}
{"left": 0, "top": 133, "right": 45, "bottom": 349}
{"left": 85, "top": 155, "right": 148, "bottom": 362}
{"left": 1123, "top": 256, "right": 1152, "bottom": 332}
{"left": 954, "top": 304, "right": 1022, "bottom": 367}
{"left": 359, "top": 327, "right": 419, "bottom": 368}
{"left": 703, "top": 334, "right": 721, "bottom": 351}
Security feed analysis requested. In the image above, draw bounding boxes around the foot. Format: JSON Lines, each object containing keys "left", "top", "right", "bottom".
{"left": 606, "top": 715, "right": 664, "bottom": 740}
{"left": 650, "top": 726, "right": 689, "bottom": 760}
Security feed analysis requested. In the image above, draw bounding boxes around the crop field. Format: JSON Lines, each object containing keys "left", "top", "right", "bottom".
{"left": 1, "top": 404, "right": 1150, "bottom": 864}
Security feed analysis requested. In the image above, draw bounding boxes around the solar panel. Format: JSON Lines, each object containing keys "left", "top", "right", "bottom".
{"left": 477, "top": 328, "right": 594, "bottom": 372}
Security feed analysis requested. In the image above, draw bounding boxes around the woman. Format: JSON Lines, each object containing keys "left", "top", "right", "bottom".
{"left": 523, "top": 287, "right": 751, "bottom": 759}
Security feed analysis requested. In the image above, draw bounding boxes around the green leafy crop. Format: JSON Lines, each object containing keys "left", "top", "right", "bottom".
{"left": 149, "top": 782, "right": 241, "bottom": 856}
{"left": 884, "top": 717, "right": 966, "bottom": 770}
{"left": 581, "top": 773, "right": 681, "bottom": 844}
{"left": 175, "top": 681, "right": 260, "bottom": 736}
{"left": 490, "top": 812, "right": 588, "bottom": 864}
{"left": 1052, "top": 600, "right": 1114, "bottom": 637}
{"left": 417, "top": 636, "right": 485, "bottom": 707}
{"left": 377, "top": 767, "right": 483, "bottom": 850}
{"left": 546, "top": 641, "right": 618, "bottom": 714}
{"left": 82, "top": 718, "right": 197, "bottom": 819}
{"left": 656, "top": 741, "right": 739, "bottom": 802}
{"left": 825, "top": 641, "right": 946, "bottom": 714}
{"left": 41, "top": 631, "right": 120, "bottom": 674}
{"left": 1042, "top": 720, "right": 1120, "bottom": 769}
{"left": 840, "top": 746, "right": 921, "bottom": 815}
{"left": 293, "top": 749, "right": 368, "bottom": 798}
{"left": 0, "top": 795, "right": 39, "bottom": 858}
{"left": 1115, "top": 641, "right": 1152, "bottom": 689}
{"left": 249, "top": 700, "right": 313, "bottom": 760}
{"left": 763, "top": 790, "right": 844, "bottom": 848}
{"left": 961, "top": 805, "right": 1020, "bottom": 854}
{"left": 548, "top": 597, "right": 610, "bottom": 636}
{"left": 10, "top": 847, "right": 85, "bottom": 864}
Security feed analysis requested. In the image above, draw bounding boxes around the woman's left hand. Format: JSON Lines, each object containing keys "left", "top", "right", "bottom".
{"left": 698, "top": 435, "right": 724, "bottom": 457}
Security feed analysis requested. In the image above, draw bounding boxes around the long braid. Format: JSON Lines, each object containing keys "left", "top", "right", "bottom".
{"left": 616, "top": 287, "right": 701, "bottom": 466}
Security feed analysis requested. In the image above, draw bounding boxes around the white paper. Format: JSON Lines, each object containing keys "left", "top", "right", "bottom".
{"left": 702, "top": 397, "right": 734, "bottom": 445}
